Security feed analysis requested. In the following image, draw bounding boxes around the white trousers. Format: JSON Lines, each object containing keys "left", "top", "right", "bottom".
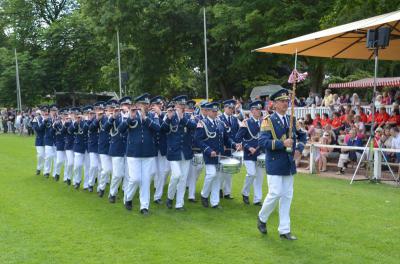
{"left": 83, "top": 152, "right": 90, "bottom": 188}
{"left": 201, "top": 164, "right": 221, "bottom": 207}
{"left": 242, "top": 160, "right": 265, "bottom": 203}
{"left": 88, "top": 152, "right": 100, "bottom": 187}
{"left": 73, "top": 152, "right": 85, "bottom": 185}
{"left": 98, "top": 154, "right": 112, "bottom": 192}
{"left": 220, "top": 172, "right": 233, "bottom": 195}
{"left": 109, "top": 156, "right": 125, "bottom": 196}
{"left": 125, "top": 157, "right": 156, "bottom": 210}
{"left": 167, "top": 159, "right": 191, "bottom": 208}
{"left": 44, "top": 145, "right": 55, "bottom": 175}
{"left": 153, "top": 153, "right": 170, "bottom": 200}
{"left": 187, "top": 163, "right": 203, "bottom": 199}
{"left": 36, "top": 146, "right": 45, "bottom": 171}
{"left": 64, "top": 150, "right": 74, "bottom": 181}
{"left": 258, "top": 175, "right": 294, "bottom": 234}
{"left": 55, "top": 150, "right": 66, "bottom": 176}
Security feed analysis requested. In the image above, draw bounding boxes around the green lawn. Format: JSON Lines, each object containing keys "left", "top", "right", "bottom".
{"left": 0, "top": 134, "right": 399, "bottom": 264}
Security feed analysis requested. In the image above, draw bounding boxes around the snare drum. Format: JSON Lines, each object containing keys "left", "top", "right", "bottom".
{"left": 256, "top": 154, "right": 266, "bottom": 168}
{"left": 192, "top": 153, "right": 204, "bottom": 166}
{"left": 232, "top": 151, "right": 244, "bottom": 166}
{"left": 219, "top": 157, "right": 241, "bottom": 174}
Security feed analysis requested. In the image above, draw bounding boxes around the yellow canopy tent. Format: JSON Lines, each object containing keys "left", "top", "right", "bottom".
{"left": 254, "top": 10, "right": 400, "bottom": 60}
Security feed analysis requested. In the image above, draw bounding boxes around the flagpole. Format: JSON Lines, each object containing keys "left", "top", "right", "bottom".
{"left": 203, "top": 7, "right": 209, "bottom": 101}
{"left": 287, "top": 49, "right": 298, "bottom": 153}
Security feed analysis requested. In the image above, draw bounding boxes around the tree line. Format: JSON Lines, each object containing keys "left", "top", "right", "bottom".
{"left": 1, "top": 0, "right": 399, "bottom": 107}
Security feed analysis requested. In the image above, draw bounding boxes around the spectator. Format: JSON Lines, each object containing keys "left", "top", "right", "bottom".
{"left": 331, "top": 112, "right": 342, "bottom": 131}
{"left": 306, "top": 92, "right": 315, "bottom": 106}
{"left": 354, "top": 115, "right": 365, "bottom": 134}
{"left": 320, "top": 113, "right": 331, "bottom": 128}
{"left": 315, "top": 94, "right": 322, "bottom": 106}
{"left": 389, "top": 127, "right": 400, "bottom": 168}
{"left": 375, "top": 106, "right": 390, "bottom": 128}
{"left": 322, "top": 89, "right": 334, "bottom": 107}
{"left": 318, "top": 132, "right": 332, "bottom": 172}
{"left": 386, "top": 109, "right": 400, "bottom": 127}
{"left": 15, "top": 111, "right": 22, "bottom": 135}
{"left": 382, "top": 91, "right": 391, "bottom": 105}
{"left": 374, "top": 127, "right": 383, "bottom": 147}
{"left": 337, "top": 129, "right": 363, "bottom": 175}
{"left": 375, "top": 94, "right": 383, "bottom": 109}
{"left": 312, "top": 113, "right": 322, "bottom": 127}
{"left": 304, "top": 113, "right": 313, "bottom": 128}
{"left": 381, "top": 126, "right": 393, "bottom": 149}
{"left": 351, "top": 93, "right": 360, "bottom": 105}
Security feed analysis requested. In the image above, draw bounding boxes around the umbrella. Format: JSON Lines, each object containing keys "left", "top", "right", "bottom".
{"left": 254, "top": 10, "right": 400, "bottom": 60}
{"left": 250, "top": 84, "right": 284, "bottom": 100}
{"left": 329, "top": 77, "right": 400, "bottom": 88}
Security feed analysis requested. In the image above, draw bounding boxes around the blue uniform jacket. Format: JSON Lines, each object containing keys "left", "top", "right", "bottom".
{"left": 43, "top": 117, "right": 55, "bottom": 146}
{"left": 119, "top": 112, "right": 160, "bottom": 158}
{"left": 161, "top": 113, "right": 197, "bottom": 161}
{"left": 68, "top": 120, "right": 88, "bottom": 154}
{"left": 64, "top": 121, "right": 74, "bottom": 151}
{"left": 258, "top": 112, "right": 307, "bottom": 175}
{"left": 105, "top": 115, "right": 127, "bottom": 157}
{"left": 195, "top": 117, "right": 236, "bottom": 165}
{"left": 155, "top": 112, "right": 168, "bottom": 156}
{"left": 218, "top": 113, "right": 240, "bottom": 156}
{"left": 32, "top": 116, "right": 45, "bottom": 146}
{"left": 92, "top": 115, "right": 111, "bottom": 155}
{"left": 235, "top": 117, "right": 262, "bottom": 161}
{"left": 87, "top": 118, "right": 99, "bottom": 153}
{"left": 53, "top": 120, "right": 66, "bottom": 151}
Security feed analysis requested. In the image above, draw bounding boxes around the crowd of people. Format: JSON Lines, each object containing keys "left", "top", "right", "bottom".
{"left": 0, "top": 108, "right": 35, "bottom": 135}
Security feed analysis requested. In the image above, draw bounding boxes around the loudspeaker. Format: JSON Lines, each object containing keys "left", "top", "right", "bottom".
{"left": 377, "top": 27, "right": 390, "bottom": 48}
{"left": 366, "top": 27, "right": 391, "bottom": 49}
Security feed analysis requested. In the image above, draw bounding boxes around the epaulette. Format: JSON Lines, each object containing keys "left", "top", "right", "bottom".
{"left": 260, "top": 114, "right": 271, "bottom": 131}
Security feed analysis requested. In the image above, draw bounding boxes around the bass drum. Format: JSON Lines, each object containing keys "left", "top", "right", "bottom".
{"left": 256, "top": 153, "right": 266, "bottom": 168}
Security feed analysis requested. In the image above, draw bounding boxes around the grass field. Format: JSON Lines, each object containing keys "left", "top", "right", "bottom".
{"left": 0, "top": 134, "right": 399, "bottom": 264}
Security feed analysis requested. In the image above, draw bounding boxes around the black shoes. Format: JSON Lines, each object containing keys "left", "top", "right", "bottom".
{"left": 257, "top": 218, "right": 267, "bottom": 234}
{"left": 166, "top": 198, "right": 173, "bottom": 209}
{"left": 280, "top": 233, "right": 297, "bottom": 240}
{"left": 201, "top": 196, "right": 209, "bottom": 208}
{"left": 98, "top": 189, "right": 104, "bottom": 197}
{"left": 242, "top": 195, "right": 250, "bottom": 205}
{"left": 212, "top": 205, "right": 222, "bottom": 209}
{"left": 88, "top": 186, "right": 94, "bottom": 192}
{"left": 253, "top": 202, "right": 262, "bottom": 206}
{"left": 154, "top": 199, "right": 162, "bottom": 205}
{"left": 219, "top": 190, "right": 223, "bottom": 198}
{"left": 109, "top": 195, "right": 116, "bottom": 203}
{"left": 224, "top": 194, "right": 234, "bottom": 200}
{"left": 188, "top": 198, "right": 197, "bottom": 203}
{"left": 176, "top": 207, "right": 185, "bottom": 211}
{"left": 140, "top": 208, "right": 149, "bottom": 215}
{"left": 66, "top": 179, "right": 71, "bottom": 185}
{"left": 54, "top": 174, "right": 60, "bottom": 181}
{"left": 74, "top": 182, "right": 80, "bottom": 190}
{"left": 125, "top": 200, "right": 133, "bottom": 211}
{"left": 36, "top": 170, "right": 41, "bottom": 175}
{"left": 44, "top": 173, "right": 49, "bottom": 178}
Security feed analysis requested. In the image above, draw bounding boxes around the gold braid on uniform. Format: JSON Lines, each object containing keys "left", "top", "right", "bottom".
{"left": 260, "top": 115, "right": 279, "bottom": 150}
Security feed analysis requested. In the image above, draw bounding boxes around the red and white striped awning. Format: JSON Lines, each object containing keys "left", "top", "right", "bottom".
{"left": 328, "top": 77, "right": 400, "bottom": 89}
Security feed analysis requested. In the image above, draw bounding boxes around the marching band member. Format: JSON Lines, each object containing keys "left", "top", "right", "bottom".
{"left": 257, "top": 88, "right": 307, "bottom": 240}
{"left": 63, "top": 109, "right": 74, "bottom": 185}
{"left": 105, "top": 98, "right": 127, "bottom": 203}
{"left": 69, "top": 107, "right": 88, "bottom": 190}
{"left": 43, "top": 104, "right": 58, "bottom": 179}
{"left": 195, "top": 102, "right": 240, "bottom": 209}
{"left": 218, "top": 99, "right": 240, "bottom": 199}
{"left": 95, "top": 100, "right": 113, "bottom": 197}
{"left": 87, "top": 106, "right": 100, "bottom": 192}
{"left": 150, "top": 96, "right": 170, "bottom": 204}
{"left": 32, "top": 106, "right": 46, "bottom": 176}
{"left": 53, "top": 108, "right": 68, "bottom": 181}
{"left": 186, "top": 100, "right": 202, "bottom": 202}
{"left": 162, "top": 96, "right": 197, "bottom": 210}
{"left": 235, "top": 100, "right": 264, "bottom": 205}
{"left": 122, "top": 93, "right": 160, "bottom": 215}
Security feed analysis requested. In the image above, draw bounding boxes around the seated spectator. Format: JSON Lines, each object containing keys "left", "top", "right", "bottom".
{"left": 304, "top": 113, "right": 313, "bottom": 128}
{"left": 324, "top": 124, "right": 337, "bottom": 144}
{"left": 331, "top": 112, "right": 342, "bottom": 131}
{"left": 375, "top": 106, "right": 390, "bottom": 128}
{"left": 355, "top": 105, "right": 368, "bottom": 123}
{"left": 318, "top": 133, "right": 332, "bottom": 172}
{"left": 337, "top": 129, "right": 363, "bottom": 174}
{"left": 375, "top": 94, "right": 383, "bottom": 109}
{"left": 312, "top": 113, "right": 322, "bottom": 127}
{"left": 374, "top": 127, "right": 383, "bottom": 147}
{"left": 306, "top": 92, "right": 315, "bottom": 106}
{"left": 386, "top": 108, "right": 400, "bottom": 127}
{"left": 320, "top": 113, "right": 331, "bottom": 128}
{"left": 382, "top": 91, "right": 391, "bottom": 105}
{"left": 354, "top": 115, "right": 365, "bottom": 134}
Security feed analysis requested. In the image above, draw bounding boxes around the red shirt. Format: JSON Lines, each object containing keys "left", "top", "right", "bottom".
{"left": 360, "top": 112, "right": 368, "bottom": 123}
{"left": 312, "top": 117, "right": 321, "bottom": 127}
{"left": 331, "top": 117, "right": 342, "bottom": 128}
{"left": 387, "top": 114, "right": 400, "bottom": 126}
{"left": 320, "top": 118, "right": 332, "bottom": 127}
{"left": 375, "top": 112, "right": 390, "bottom": 123}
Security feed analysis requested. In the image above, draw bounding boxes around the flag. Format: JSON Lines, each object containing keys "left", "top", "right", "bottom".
{"left": 288, "top": 69, "right": 308, "bottom": 84}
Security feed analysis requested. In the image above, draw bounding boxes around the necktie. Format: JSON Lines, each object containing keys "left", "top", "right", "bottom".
{"left": 228, "top": 116, "right": 231, "bottom": 126}
{"left": 283, "top": 116, "right": 288, "bottom": 129}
